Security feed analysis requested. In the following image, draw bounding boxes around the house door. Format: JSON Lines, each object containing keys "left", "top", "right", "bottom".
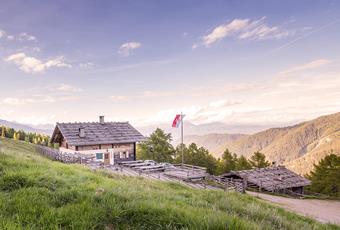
{"left": 104, "top": 153, "right": 110, "bottom": 164}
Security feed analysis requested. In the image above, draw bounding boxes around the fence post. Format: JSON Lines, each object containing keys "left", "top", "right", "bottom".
{"left": 242, "top": 177, "right": 247, "bottom": 193}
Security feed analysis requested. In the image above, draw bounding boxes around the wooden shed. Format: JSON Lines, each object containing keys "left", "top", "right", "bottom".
{"left": 220, "top": 166, "right": 311, "bottom": 195}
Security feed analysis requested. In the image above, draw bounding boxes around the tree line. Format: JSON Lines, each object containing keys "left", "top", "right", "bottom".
{"left": 137, "top": 128, "right": 270, "bottom": 175}
{"left": 0, "top": 125, "right": 53, "bottom": 147}
{"left": 137, "top": 128, "right": 340, "bottom": 197}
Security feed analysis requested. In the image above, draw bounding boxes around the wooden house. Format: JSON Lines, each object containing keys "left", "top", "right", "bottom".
{"left": 50, "top": 116, "right": 145, "bottom": 164}
{"left": 220, "top": 166, "right": 311, "bottom": 195}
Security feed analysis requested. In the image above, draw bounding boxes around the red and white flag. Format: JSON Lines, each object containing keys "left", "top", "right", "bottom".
{"left": 172, "top": 114, "right": 185, "bottom": 128}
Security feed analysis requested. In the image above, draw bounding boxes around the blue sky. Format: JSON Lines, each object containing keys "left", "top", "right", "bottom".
{"left": 0, "top": 0, "right": 340, "bottom": 129}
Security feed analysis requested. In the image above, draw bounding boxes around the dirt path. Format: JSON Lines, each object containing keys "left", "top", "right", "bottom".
{"left": 248, "top": 191, "right": 340, "bottom": 225}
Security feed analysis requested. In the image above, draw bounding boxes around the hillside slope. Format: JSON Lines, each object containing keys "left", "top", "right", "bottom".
{"left": 0, "top": 138, "right": 338, "bottom": 230}
{"left": 199, "top": 112, "right": 340, "bottom": 175}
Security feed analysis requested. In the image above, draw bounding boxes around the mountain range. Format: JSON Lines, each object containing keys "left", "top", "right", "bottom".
{"left": 178, "top": 112, "right": 340, "bottom": 175}
{"left": 1, "top": 112, "right": 339, "bottom": 175}
{"left": 0, "top": 119, "right": 52, "bottom": 135}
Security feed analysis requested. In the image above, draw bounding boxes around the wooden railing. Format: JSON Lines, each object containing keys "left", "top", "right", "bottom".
{"left": 172, "top": 164, "right": 207, "bottom": 173}
{"left": 213, "top": 176, "right": 246, "bottom": 193}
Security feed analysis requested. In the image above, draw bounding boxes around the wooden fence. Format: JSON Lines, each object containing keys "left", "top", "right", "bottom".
{"left": 213, "top": 176, "right": 246, "bottom": 193}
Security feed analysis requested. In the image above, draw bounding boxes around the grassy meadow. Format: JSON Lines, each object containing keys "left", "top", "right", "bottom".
{"left": 0, "top": 138, "right": 339, "bottom": 230}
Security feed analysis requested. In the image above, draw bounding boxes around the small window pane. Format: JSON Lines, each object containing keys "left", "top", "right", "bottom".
{"left": 96, "top": 153, "right": 103, "bottom": 160}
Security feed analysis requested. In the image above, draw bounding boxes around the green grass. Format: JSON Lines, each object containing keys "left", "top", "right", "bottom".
{"left": 0, "top": 138, "right": 339, "bottom": 230}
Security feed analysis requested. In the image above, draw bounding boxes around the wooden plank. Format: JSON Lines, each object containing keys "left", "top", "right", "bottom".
{"left": 119, "top": 160, "right": 143, "bottom": 165}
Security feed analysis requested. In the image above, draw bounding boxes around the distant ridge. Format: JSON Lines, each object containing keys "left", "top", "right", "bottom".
{"left": 180, "top": 112, "right": 340, "bottom": 175}
{"left": 0, "top": 119, "right": 52, "bottom": 135}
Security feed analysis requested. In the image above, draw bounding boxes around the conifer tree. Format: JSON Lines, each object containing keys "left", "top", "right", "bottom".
{"left": 307, "top": 153, "right": 340, "bottom": 197}
{"left": 249, "top": 151, "right": 270, "bottom": 168}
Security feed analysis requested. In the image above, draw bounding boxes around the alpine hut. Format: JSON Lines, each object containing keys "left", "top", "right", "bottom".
{"left": 50, "top": 116, "right": 145, "bottom": 164}
{"left": 220, "top": 166, "right": 311, "bottom": 195}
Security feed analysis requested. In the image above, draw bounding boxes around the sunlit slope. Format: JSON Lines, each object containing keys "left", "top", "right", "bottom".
{"left": 0, "top": 138, "right": 338, "bottom": 229}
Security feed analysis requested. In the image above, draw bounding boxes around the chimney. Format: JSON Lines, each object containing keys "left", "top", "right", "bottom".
{"left": 99, "top": 115, "right": 105, "bottom": 124}
{"left": 79, "top": 127, "right": 85, "bottom": 138}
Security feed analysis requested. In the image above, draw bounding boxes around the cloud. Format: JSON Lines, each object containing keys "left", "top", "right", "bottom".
{"left": 57, "top": 84, "right": 83, "bottom": 92}
{"left": 118, "top": 42, "right": 141, "bottom": 56}
{"left": 137, "top": 63, "right": 340, "bottom": 126}
{"left": 143, "top": 99, "right": 241, "bottom": 125}
{"left": 0, "top": 30, "right": 6, "bottom": 38}
{"left": 279, "top": 59, "right": 332, "bottom": 75}
{"left": 79, "top": 62, "right": 94, "bottom": 69}
{"left": 202, "top": 19, "right": 250, "bottom": 46}
{"left": 0, "top": 29, "right": 36, "bottom": 41}
{"left": 17, "top": 32, "right": 36, "bottom": 41}
{"left": 269, "top": 18, "right": 340, "bottom": 54}
{"left": 0, "top": 93, "right": 80, "bottom": 106}
{"left": 5, "top": 52, "right": 72, "bottom": 73}
{"left": 0, "top": 96, "right": 56, "bottom": 105}
{"left": 195, "top": 17, "right": 290, "bottom": 48}
{"left": 111, "top": 90, "right": 180, "bottom": 102}
{"left": 111, "top": 95, "right": 128, "bottom": 102}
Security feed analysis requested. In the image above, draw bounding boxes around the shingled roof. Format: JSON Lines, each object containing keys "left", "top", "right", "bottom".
{"left": 221, "top": 166, "right": 310, "bottom": 191}
{"left": 51, "top": 122, "right": 145, "bottom": 146}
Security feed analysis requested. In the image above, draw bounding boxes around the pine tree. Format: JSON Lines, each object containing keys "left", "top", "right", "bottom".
{"left": 307, "top": 153, "right": 340, "bottom": 197}
{"left": 249, "top": 151, "right": 270, "bottom": 168}
{"left": 236, "top": 155, "right": 252, "bottom": 170}
{"left": 217, "top": 148, "right": 238, "bottom": 174}
{"left": 137, "top": 128, "right": 175, "bottom": 162}
{"left": 174, "top": 143, "right": 218, "bottom": 174}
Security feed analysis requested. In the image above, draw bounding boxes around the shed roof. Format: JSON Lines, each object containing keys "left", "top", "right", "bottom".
{"left": 221, "top": 166, "right": 310, "bottom": 191}
{"left": 51, "top": 122, "right": 145, "bottom": 146}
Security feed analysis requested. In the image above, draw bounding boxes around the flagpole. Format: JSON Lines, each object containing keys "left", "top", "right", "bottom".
{"left": 181, "top": 112, "right": 184, "bottom": 166}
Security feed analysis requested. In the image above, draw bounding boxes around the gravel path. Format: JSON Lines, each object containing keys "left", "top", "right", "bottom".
{"left": 248, "top": 191, "right": 340, "bottom": 225}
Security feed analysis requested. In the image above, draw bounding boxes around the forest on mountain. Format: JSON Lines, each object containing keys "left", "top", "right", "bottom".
{"left": 180, "top": 112, "right": 340, "bottom": 175}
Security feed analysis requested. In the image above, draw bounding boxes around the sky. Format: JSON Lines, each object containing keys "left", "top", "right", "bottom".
{"left": 0, "top": 0, "right": 340, "bottom": 130}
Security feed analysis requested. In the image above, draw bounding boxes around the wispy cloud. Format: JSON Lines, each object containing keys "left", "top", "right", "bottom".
{"left": 0, "top": 93, "right": 80, "bottom": 106}
{"left": 111, "top": 90, "right": 179, "bottom": 102}
{"left": 194, "top": 17, "right": 290, "bottom": 48}
{"left": 269, "top": 18, "right": 340, "bottom": 53}
{"left": 279, "top": 59, "right": 332, "bottom": 75}
{"left": 57, "top": 84, "right": 83, "bottom": 93}
{"left": 79, "top": 62, "right": 94, "bottom": 69}
{"left": 1, "top": 95, "right": 57, "bottom": 105}
{"left": 118, "top": 42, "right": 141, "bottom": 56}
{"left": 0, "top": 29, "right": 36, "bottom": 41}
{"left": 5, "top": 52, "right": 71, "bottom": 73}
{"left": 138, "top": 64, "right": 340, "bottom": 126}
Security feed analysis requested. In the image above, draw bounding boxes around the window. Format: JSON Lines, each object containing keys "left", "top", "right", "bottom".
{"left": 96, "top": 153, "right": 103, "bottom": 160}
{"left": 119, "top": 152, "right": 126, "bottom": 158}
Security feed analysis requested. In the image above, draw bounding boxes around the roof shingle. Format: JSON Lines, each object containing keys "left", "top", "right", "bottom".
{"left": 221, "top": 166, "right": 310, "bottom": 191}
{"left": 51, "top": 122, "right": 145, "bottom": 146}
